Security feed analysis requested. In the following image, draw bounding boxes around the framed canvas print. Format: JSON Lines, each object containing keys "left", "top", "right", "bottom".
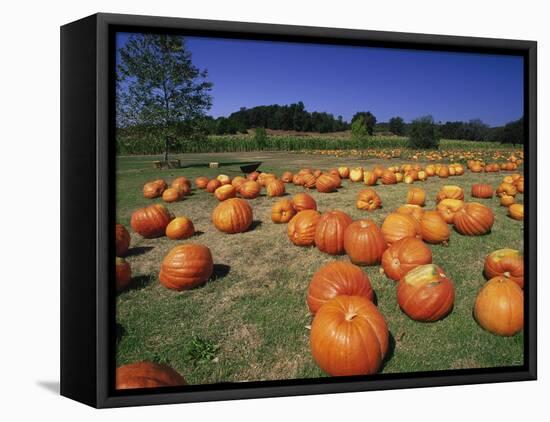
{"left": 60, "top": 13, "right": 537, "bottom": 408}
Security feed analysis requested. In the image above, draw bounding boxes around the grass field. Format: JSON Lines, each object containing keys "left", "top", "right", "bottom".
{"left": 116, "top": 151, "right": 524, "bottom": 384}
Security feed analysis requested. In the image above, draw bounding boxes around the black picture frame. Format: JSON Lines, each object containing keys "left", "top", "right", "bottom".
{"left": 60, "top": 12, "right": 537, "bottom": 408}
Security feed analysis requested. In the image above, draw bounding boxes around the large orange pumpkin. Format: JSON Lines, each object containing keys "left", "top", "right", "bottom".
{"left": 266, "top": 179, "right": 286, "bottom": 197}
{"left": 407, "top": 188, "right": 426, "bottom": 206}
{"left": 363, "top": 171, "right": 378, "bottom": 186}
{"left": 116, "top": 361, "right": 186, "bottom": 389}
{"left": 214, "top": 184, "right": 237, "bottom": 201}
{"left": 316, "top": 174, "right": 338, "bottom": 193}
{"left": 349, "top": 167, "right": 364, "bottom": 182}
{"left": 356, "top": 188, "right": 382, "bottom": 211}
{"left": 130, "top": 204, "right": 173, "bottom": 238}
{"left": 454, "top": 202, "right": 494, "bottom": 235}
{"left": 287, "top": 210, "right": 321, "bottom": 246}
{"left": 271, "top": 199, "right": 296, "bottom": 224}
{"left": 471, "top": 183, "right": 493, "bottom": 199}
{"left": 292, "top": 193, "right": 317, "bottom": 212}
{"left": 216, "top": 174, "right": 231, "bottom": 185}
{"left": 247, "top": 171, "right": 260, "bottom": 181}
{"left": 338, "top": 167, "right": 350, "bottom": 179}
{"left": 474, "top": 276, "right": 523, "bottom": 336}
{"left": 159, "top": 244, "right": 214, "bottom": 290}
{"left": 381, "top": 237, "right": 432, "bottom": 281}
{"left": 496, "top": 182, "right": 517, "bottom": 197}
{"left": 344, "top": 219, "right": 387, "bottom": 265}
{"left": 238, "top": 180, "right": 261, "bottom": 199}
{"left": 307, "top": 262, "right": 373, "bottom": 314}
{"left": 310, "top": 295, "right": 389, "bottom": 376}
{"left": 381, "top": 212, "right": 421, "bottom": 244}
{"left": 420, "top": 211, "right": 450, "bottom": 244}
{"left": 397, "top": 264, "right": 455, "bottom": 321}
{"left": 314, "top": 210, "right": 353, "bottom": 255}
{"left": 508, "top": 203, "right": 524, "bottom": 220}
{"left": 165, "top": 216, "right": 195, "bottom": 240}
{"left": 231, "top": 176, "right": 247, "bottom": 189}
{"left": 212, "top": 198, "right": 253, "bottom": 234}
{"left": 484, "top": 249, "right": 524, "bottom": 288}
{"left": 436, "top": 185, "right": 464, "bottom": 202}
{"left": 302, "top": 174, "right": 317, "bottom": 189}
{"left": 115, "top": 257, "right": 132, "bottom": 292}
{"left": 436, "top": 198, "right": 464, "bottom": 224}
{"left": 171, "top": 176, "right": 191, "bottom": 192}
{"left": 115, "top": 223, "right": 130, "bottom": 256}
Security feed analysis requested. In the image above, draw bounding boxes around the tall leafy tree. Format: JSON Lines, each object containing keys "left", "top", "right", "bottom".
{"left": 117, "top": 34, "right": 213, "bottom": 161}
{"left": 388, "top": 116, "right": 405, "bottom": 135}
{"left": 351, "top": 111, "right": 377, "bottom": 135}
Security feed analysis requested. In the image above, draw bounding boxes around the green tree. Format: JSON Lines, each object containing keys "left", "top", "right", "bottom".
{"left": 408, "top": 115, "right": 440, "bottom": 149}
{"left": 500, "top": 117, "right": 524, "bottom": 146}
{"left": 254, "top": 127, "right": 268, "bottom": 149}
{"left": 351, "top": 111, "right": 377, "bottom": 135}
{"left": 351, "top": 116, "right": 369, "bottom": 145}
{"left": 117, "top": 34, "right": 213, "bottom": 162}
{"left": 388, "top": 116, "right": 405, "bottom": 135}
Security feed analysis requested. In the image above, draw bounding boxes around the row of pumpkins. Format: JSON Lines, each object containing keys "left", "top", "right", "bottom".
{"left": 114, "top": 165, "right": 524, "bottom": 389}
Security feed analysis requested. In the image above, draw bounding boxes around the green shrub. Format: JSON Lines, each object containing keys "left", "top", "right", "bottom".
{"left": 408, "top": 116, "right": 440, "bottom": 149}
{"left": 254, "top": 127, "right": 268, "bottom": 149}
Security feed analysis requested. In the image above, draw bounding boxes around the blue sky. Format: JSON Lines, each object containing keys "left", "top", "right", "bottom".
{"left": 116, "top": 33, "right": 524, "bottom": 126}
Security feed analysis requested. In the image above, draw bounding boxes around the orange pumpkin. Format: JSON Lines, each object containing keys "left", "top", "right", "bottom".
{"left": 344, "top": 219, "right": 387, "bottom": 265}
{"left": 496, "top": 182, "right": 517, "bottom": 197}
{"left": 247, "top": 171, "right": 260, "bottom": 181}
{"left": 381, "top": 237, "right": 432, "bottom": 281}
{"left": 292, "top": 174, "right": 304, "bottom": 186}
{"left": 238, "top": 180, "right": 261, "bottom": 199}
{"left": 212, "top": 198, "right": 253, "bottom": 234}
{"left": 438, "top": 166, "right": 450, "bottom": 178}
{"left": 484, "top": 249, "right": 524, "bottom": 288}
{"left": 287, "top": 210, "right": 321, "bottom": 246}
{"left": 349, "top": 167, "right": 364, "bottom": 182}
{"left": 115, "top": 257, "right": 132, "bottom": 292}
{"left": 508, "top": 203, "right": 524, "bottom": 220}
{"left": 471, "top": 183, "right": 493, "bottom": 199}
{"left": 356, "top": 188, "right": 382, "bottom": 211}
{"left": 420, "top": 211, "right": 450, "bottom": 244}
{"left": 143, "top": 181, "right": 165, "bottom": 199}
{"left": 171, "top": 176, "right": 191, "bottom": 192}
{"left": 316, "top": 174, "right": 337, "bottom": 193}
{"left": 159, "top": 244, "right": 214, "bottom": 290}
{"left": 162, "top": 187, "right": 182, "bottom": 203}
{"left": 292, "top": 193, "right": 317, "bottom": 212}
{"left": 338, "top": 167, "right": 350, "bottom": 179}
{"left": 363, "top": 171, "right": 378, "bottom": 186}
{"left": 214, "top": 184, "right": 237, "bottom": 201}
{"left": 194, "top": 176, "right": 209, "bottom": 189}
{"left": 206, "top": 179, "right": 222, "bottom": 193}
{"left": 231, "top": 176, "right": 247, "bottom": 189}
{"left": 115, "top": 223, "right": 130, "bottom": 257}
{"left": 381, "top": 170, "right": 397, "bottom": 185}
{"left": 436, "top": 185, "right": 464, "bottom": 202}
{"left": 266, "top": 179, "right": 286, "bottom": 197}
{"left": 216, "top": 174, "right": 231, "bottom": 185}
{"left": 395, "top": 204, "right": 424, "bottom": 222}
{"left": 131, "top": 204, "right": 173, "bottom": 238}
{"left": 301, "top": 173, "right": 317, "bottom": 189}
{"left": 281, "top": 171, "right": 294, "bottom": 183}
{"left": 310, "top": 295, "right": 389, "bottom": 376}
{"left": 515, "top": 177, "right": 524, "bottom": 193}
{"left": 436, "top": 199, "right": 464, "bottom": 224}
{"left": 116, "top": 361, "right": 186, "bottom": 389}
{"left": 271, "top": 199, "right": 296, "bottom": 224}
{"left": 314, "top": 210, "right": 353, "bottom": 255}
{"left": 165, "top": 216, "right": 195, "bottom": 240}
{"left": 381, "top": 212, "right": 421, "bottom": 245}
{"left": 474, "top": 276, "right": 523, "bottom": 336}
{"left": 307, "top": 262, "right": 374, "bottom": 314}
{"left": 500, "top": 194, "right": 515, "bottom": 206}
{"left": 397, "top": 264, "right": 455, "bottom": 322}
{"left": 454, "top": 202, "right": 494, "bottom": 235}
{"left": 407, "top": 188, "right": 426, "bottom": 206}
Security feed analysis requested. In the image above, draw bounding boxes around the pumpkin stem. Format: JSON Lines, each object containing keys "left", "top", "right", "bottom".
{"left": 504, "top": 271, "right": 511, "bottom": 278}
{"left": 345, "top": 312, "right": 358, "bottom": 321}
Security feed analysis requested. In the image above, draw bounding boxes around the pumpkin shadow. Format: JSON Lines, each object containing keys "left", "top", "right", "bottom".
{"left": 193, "top": 231, "right": 205, "bottom": 237}
{"left": 380, "top": 332, "right": 397, "bottom": 371}
{"left": 126, "top": 246, "right": 154, "bottom": 257}
{"left": 124, "top": 274, "right": 153, "bottom": 292}
{"left": 211, "top": 264, "right": 231, "bottom": 281}
{"left": 249, "top": 220, "right": 263, "bottom": 231}
{"left": 451, "top": 227, "right": 493, "bottom": 237}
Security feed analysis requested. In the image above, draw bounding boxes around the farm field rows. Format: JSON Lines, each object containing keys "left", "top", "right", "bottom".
{"left": 116, "top": 151, "right": 524, "bottom": 384}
